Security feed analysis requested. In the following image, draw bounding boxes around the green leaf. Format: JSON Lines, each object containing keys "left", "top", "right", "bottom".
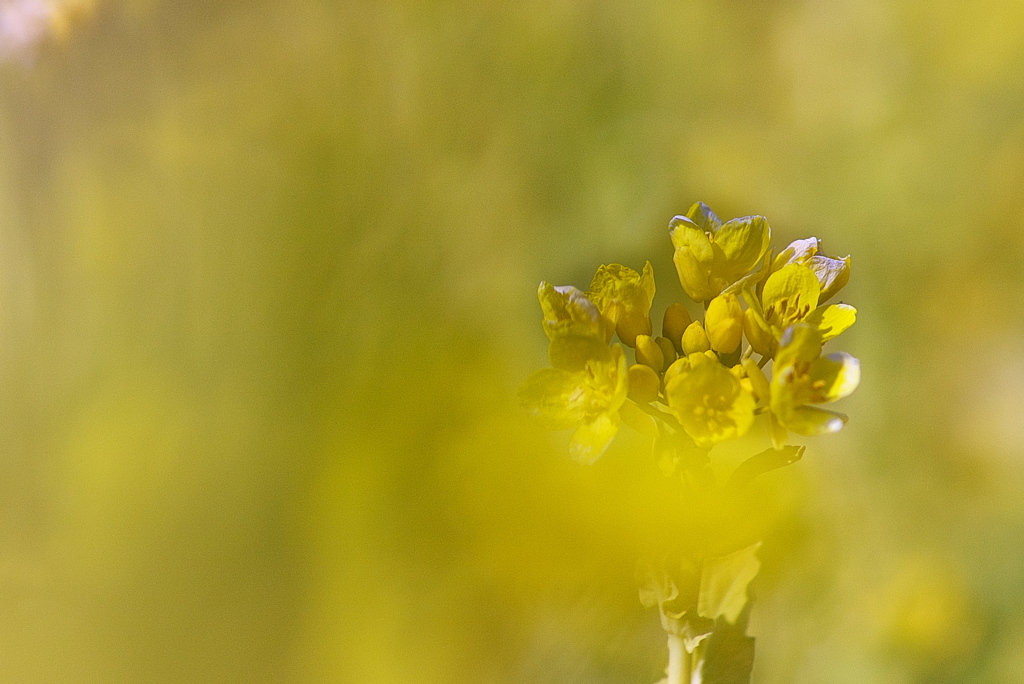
{"left": 727, "top": 445, "right": 805, "bottom": 488}
{"left": 698, "top": 543, "right": 761, "bottom": 624}
{"left": 699, "top": 617, "right": 756, "bottom": 684}
{"left": 636, "top": 563, "right": 677, "bottom": 610}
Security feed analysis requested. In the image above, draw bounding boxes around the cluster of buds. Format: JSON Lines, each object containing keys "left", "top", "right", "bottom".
{"left": 521, "top": 201, "right": 860, "bottom": 463}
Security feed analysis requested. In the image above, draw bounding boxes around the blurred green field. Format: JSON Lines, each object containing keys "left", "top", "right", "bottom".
{"left": 1, "top": 1, "right": 1023, "bottom": 682}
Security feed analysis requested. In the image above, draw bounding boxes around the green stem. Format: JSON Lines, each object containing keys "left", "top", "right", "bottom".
{"left": 666, "top": 633, "right": 687, "bottom": 684}
{"left": 633, "top": 399, "right": 683, "bottom": 431}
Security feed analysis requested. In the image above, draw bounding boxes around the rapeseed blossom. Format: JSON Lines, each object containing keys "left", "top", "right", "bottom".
{"left": 670, "top": 202, "right": 771, "bottom": 303}
{"left": 520, "top": 203, "right": 861, "bottom": 684}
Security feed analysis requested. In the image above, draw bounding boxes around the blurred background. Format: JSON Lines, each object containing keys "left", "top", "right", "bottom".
{"left": 0, "top": 0, "right": 1022, "bottom": 682}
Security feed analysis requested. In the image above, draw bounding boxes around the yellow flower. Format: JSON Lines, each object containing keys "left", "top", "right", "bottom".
{"left": 743, "top": 261, "right": 857, "bottom": 357}
{"left": 664, "top": 352, "right": 755, "bottom": 448}
{"left": 519, "top": 335, "right": 629, "bottom": 464}
{"left": 670, "top": 202, "right": 770, "bottom": 303}
{"left": 770, "top": 237, "right": 851, "bottom": 303}
{"left": 769, "top": 323, "right": 860, "bottom": 442}
{"left": 537, "top": 281, "right": 609, "bottom": 342}
{"left": 587, "top": 262, "right": 656, "bottom": 347}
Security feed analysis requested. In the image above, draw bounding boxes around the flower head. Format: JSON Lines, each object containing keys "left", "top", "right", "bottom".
{"left": 744, "top": 259, "right": 857, "bottom": 358}
{"left": 537, "top": 281, "right": 609, "bottom": 342}
{"left": 664, "top": 352, "right": 756, "bottom": 449}
{"left": 587, "top": 262, "right": 656, "bottom": 347}
{"left": 768, "top": 323, "right": 860, "bottom": 444}
{"left": 670, "top": 202, "right": 771, "bottom": 303}
{"left": 520, "top": 335, "right": 629, "bottom": 464}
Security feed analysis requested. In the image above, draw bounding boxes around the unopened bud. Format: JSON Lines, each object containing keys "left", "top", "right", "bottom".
{"left": 705, "top": 294, "right": 743, "bottom": 354}
{"left": 635, "top": 335, "right": 665, "bottom": 372}
{"left": 743, "top": 308, "right": 775, "bottom": 358}
{"left": 681, "top": 321, "right": 711, "bottom": 354}
{"left": 655, "top": 336, "right": 677, "bottom": 367}
{"left": 628, "top": 363, "right": 661, "bottom": 404}
{"left": 617, "top": 310, "right": 652, "bottom": 349}
{"left": 741, "top": 358, "right": 771, "bottom": 404}
{"left": 662, "top": 303, "right": 692, "bottom": 353}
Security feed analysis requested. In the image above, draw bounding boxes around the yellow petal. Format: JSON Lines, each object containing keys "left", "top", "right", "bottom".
{"left": 782, "top": 406, "right": 848, "bottom": 436}
{"left": 538, "top": 282, "right": 606, "bottom": 341}
{"left": 548, "top": 334, "right": 613, "bottom": 372}
{"left": 809, "top": 254, "right": 851, "bottom": 303}
{"left": 588, "top": 262, "right": 656, "bottom": 347}
{"left": 518, "top": 368, "right": 590, "bottom": 429}
{"left": 806, "top": 303, "right": 857, "bottom": 341}
{"left": 665, "top": 360, "right": 756, "bottom": 448}
{"left": 662, "top": 355, "right": 693, "bottom": 392}
{"left": 762, "top": 264, "right": 821, "bottom": 331}
{"left": 809, "top": 352, "right": 861, "bottom": 403}
{"left": 774, "top": 323, "right": 823, "bottom": 369}
{"left": 686, "top": 201, "right": 723, "bottom": 232}
{"left": 711, "top": 215, "right": 771, "bottom": 286}
{"left": 670, "top": 216, "right": 716, "bottom": 302}
{"left": 569, "top": 412, "right": 620, "bottom": 464}
{"left": 770, "top": 237, "right": 819, "bottom": 273}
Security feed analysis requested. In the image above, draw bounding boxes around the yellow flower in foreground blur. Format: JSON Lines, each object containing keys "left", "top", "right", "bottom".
{"left": 519, "top": 335, "right": 628, "bottom": 464}
{"left": 664, "top": 352, "right": 755, "bottom": 448}
{"left": 769, "top": 323, "right": 860, "bottom": 443}
{"left": 670, "top": 202, "right": 770, "bottom": 303}
{"left": 587, "top": 262, "right": 656, "bottom": 347}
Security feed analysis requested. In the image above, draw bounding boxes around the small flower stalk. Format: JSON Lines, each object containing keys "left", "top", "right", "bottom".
{"left": 520, "top": 202, "right": 861, "bottom": 684}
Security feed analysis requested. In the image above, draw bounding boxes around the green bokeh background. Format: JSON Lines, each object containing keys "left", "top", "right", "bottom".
{"left": 1, "top": 1, "right": 1023, "bottom": 682}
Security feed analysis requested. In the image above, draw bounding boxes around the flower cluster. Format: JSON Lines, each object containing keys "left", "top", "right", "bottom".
{"left": 520, "top": 202, "right": 860, "bottom": 462}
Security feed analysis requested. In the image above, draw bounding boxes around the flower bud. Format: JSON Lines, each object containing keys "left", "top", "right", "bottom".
{"left": 681, "top": 321, "right": 711, "bottom": 355}
{"left": 655, "top": 336, "right": 677, "bottom": 367}
{"left": 662, "top": 303, "right": 692, "bottom": 353}
{"left": 705, "top": 294, "right": 743, "bottom": 354}
{"left": 616, "top": 310, "right": 653, "bottom": 349}
{"left": 634, "top": 334, "right": 665, "bottom": 373}
{"left": 741, "top": 358, "right": 771, "bottom": 404}
{"left": 628, "top": 363, "right": 661, "bottom": 404}
{"left": 743, "top": 308, "right": 775, "bottom": 358}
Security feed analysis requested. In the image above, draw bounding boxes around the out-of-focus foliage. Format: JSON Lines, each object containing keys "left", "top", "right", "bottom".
{"left": 0, "top": 1, "right": 1021, "bottom": 682}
